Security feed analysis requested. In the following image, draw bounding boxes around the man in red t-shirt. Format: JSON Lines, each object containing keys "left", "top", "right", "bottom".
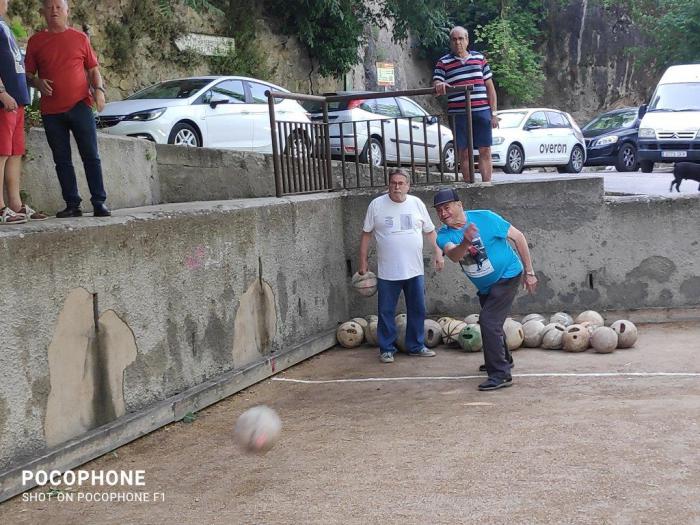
{"left": 26, "top": 0, "right": 110, "bottom": 217}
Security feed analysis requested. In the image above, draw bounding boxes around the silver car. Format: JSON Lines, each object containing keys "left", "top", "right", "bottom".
{"left": 304, "top": 92, "right": 455, "bottom": 171}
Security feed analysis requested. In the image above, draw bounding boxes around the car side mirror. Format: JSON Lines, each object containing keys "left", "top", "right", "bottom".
{"left": 426, "top": 116, "right": 438, "bottom": 125}
{"left": 638, "top": 104, "right": 647, "bottom": 119}
{"left": 210, "top": 97, "right": 230, "bottom": 109}
{"left": 525, "top": 123, "right": 542, "bottom": 131}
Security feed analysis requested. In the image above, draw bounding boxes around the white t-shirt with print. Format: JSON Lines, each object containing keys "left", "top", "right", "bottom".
{"left": 362, "top": 194, "right": 435, "bottom": 280}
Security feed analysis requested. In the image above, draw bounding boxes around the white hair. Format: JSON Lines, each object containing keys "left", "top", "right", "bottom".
{"left": 449, "top": 26, "right": 469, "bottom": 39}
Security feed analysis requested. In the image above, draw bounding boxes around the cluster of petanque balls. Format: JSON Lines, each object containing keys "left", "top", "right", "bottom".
{"left": 336, "top": 311, "right": 637, "bottom": 354}
{"left": 344, "top": 270, "right": 637, "bottom": 353}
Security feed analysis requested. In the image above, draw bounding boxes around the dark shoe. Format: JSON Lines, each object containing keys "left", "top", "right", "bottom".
{"left": 56, "top": 206, "right": 83, "bottom": 218}
{"left": 93, "top": 203, "right": 111, "bottom": 217}
{"left": 479, "top": 356, "right": 514, "bottom": 373}
{"left": 478, "top": 377, "right": 513, "bottom": 391}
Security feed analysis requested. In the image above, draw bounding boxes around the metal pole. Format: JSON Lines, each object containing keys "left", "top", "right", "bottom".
{"left": 266, "top": 91, "right": 283, "bottom": 197}
{"left": 465, "top": 86, "right": 475, "bottom": 183}
{"left": 322, "top": 101, "right": 333, "bottom": 190}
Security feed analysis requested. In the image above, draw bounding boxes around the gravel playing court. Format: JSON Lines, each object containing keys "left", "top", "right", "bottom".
{"left": 2, "top": 321, "right": 699, "bottom": 525}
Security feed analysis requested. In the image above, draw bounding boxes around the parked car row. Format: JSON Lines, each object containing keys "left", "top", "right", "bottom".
{"left": 96, "top": 64, "right": 700, "bottom": 175}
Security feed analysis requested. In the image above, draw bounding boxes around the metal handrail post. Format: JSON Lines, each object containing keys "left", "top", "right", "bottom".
{"left": 322, "top": 101, "right": 333, "bottom": 189}
{"left": 265, "top": 91, "right": 283, "bottom": 197}
{"left": 465, "top": 85, "right": 475, "bottom": 183}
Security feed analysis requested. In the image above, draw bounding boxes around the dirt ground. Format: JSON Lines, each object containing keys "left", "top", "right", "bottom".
{"left": 2, "top": 321, "right": 699, "bottom": 525}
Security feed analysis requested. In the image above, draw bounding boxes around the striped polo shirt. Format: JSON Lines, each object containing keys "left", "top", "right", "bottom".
{"left": 433, "top": 51, "right": 493, "bottom": 114}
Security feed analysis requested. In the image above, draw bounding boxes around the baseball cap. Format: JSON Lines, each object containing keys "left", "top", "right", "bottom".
{"left": 433, "top": 187, "right": 460, "bottom": 207}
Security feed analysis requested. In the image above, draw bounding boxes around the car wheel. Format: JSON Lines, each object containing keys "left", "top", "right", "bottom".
{"left": 285, "top": 130, "right": 310, "bottom": 158}
{"left": 615, "top": 143, "right": 638, "bottom": 172}
{"left": 360, "top": 138, "right": 383, "bottom": 167}
{"left": 561, "top": 145, "right": 585, "bottom": 173}
{"left": 502, "top": 144, "right": 524, "bottom": 174}
{"left": 168, "top": 123, "right": 201, "bottom": 147}
{"left": 441, "top": 142, "right": 456, "bottom": 172}
{"left": 640, "top": 160, "right": 654, "bottom": 173}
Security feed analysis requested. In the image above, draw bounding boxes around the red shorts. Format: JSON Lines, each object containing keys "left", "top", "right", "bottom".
{"left": 0, "top": 106, "right": 25, "bottom": 156}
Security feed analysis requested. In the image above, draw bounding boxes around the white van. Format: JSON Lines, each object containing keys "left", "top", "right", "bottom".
{"left": 637, "top": 64, "right": 700, "bottom": 172}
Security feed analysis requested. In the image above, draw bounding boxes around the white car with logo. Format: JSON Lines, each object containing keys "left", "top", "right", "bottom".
{"left": 490, "top": 108, "right": 586, "bottom": 174}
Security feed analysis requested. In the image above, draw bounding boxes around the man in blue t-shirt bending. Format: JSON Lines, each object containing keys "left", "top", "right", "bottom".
{"left": 433, "top": 188, "right": 538, "bottom": 391}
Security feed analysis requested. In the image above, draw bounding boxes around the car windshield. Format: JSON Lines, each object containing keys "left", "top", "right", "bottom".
{"left": 127, "top": 79, "right": 211, "bottom": 100}
{"left": 583, "top": 111, "right": 637, "bottom": 131}
{"left": 497, "top": 112, "right": 527, "bottom": 128}
{"left": 648, "top": 83, "right": 700, "bottom": 111}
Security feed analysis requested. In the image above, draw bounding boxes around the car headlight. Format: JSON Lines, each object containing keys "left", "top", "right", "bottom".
{"left": 125, "top": 108, "right": 167, "bottom": 121}
{"left": 492, "top": 136, "right": 505, "bottom": 145}
{"left": 594, "top": 135, "right": 618, "bottom": 147}
{"left": 639, "top": 128, "right": 655, "bottom": 138}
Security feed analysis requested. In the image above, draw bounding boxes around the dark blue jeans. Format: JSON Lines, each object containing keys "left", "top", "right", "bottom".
{"left": 42, "top": 102, "right": 107, "bottom": 207}
{"left": 478, "top": 274, "right": 521, "bottom": 380}
{"left": 377, "top": 275, "right": 426, "bottom": 354}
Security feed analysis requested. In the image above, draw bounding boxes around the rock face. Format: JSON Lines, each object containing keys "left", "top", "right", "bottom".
{"left": 541, "top": 0, "right": 654, "bottom": 122}
{"left": 13, "top": 0, "right": 654, "bottom": 119}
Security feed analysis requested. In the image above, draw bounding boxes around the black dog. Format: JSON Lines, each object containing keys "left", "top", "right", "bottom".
{"left": 670, "top": 162, "right": 700, "bottom": 192}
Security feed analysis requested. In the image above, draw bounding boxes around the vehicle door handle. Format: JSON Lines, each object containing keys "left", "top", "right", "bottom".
{"left": 412, "top": 125, "right": 420, "bottom": 129}
{"left": 241, "top": 111, "right": 251, "bottom": 115}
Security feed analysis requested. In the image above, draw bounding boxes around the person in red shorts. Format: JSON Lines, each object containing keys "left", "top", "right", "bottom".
{"left": 0, "top": 0, "right": 47, "bottom": 223}
{"left": 26, "top": 0, "right": 110, "bottom": 218}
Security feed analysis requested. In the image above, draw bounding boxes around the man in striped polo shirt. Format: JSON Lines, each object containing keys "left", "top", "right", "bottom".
{"left": 433, "top": 26, "right": 499, "bottom": 183}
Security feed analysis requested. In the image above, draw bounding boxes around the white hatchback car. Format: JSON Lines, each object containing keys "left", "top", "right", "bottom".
{"left": 304, "top": 92, "right": 456, "bottom": 171}
{"left": 97, "top": 76, "right": 310, "bottom": 153}
{"left": 491, "top": 108, "right": 586, "bottom": 173}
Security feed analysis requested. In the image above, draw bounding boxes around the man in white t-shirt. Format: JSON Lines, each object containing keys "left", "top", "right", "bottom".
{"left": 358, "top": 169, "right": 444, "bottom": 363}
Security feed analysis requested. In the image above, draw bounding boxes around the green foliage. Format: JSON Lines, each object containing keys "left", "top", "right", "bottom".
{"left": 634, "top": 0, "right": 700, "bottom": 66}
{"left": 9, "top": 19, "right": 28, "bottom": 39}
{"left": 265, "top": 0, "right": 369, "bottom": 77}
{"left": 7, "top": 0, "right": 42, "bottom": 30}
{"left": 209, "top": 44, "right": 270, "bottom": 78}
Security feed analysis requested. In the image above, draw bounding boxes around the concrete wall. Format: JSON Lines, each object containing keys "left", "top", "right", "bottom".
{"left": 344, "top": 179, "right": 700, "bottom": 318}
{"left": 0, "top": 196, "right": 349, "bottom": 494}
{"left": 22, "top": 129, "right": 159, "bottom": 213}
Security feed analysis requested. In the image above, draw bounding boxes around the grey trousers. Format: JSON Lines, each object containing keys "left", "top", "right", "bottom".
{"left": 478, "top": 274, "right": 522, "bottom": 380}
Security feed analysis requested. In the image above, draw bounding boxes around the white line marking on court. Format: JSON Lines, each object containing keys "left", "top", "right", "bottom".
{"left": 273, "top": 372, "right": 700, "bottom": 385}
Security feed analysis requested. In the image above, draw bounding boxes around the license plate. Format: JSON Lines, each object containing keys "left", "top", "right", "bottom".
{"left": 662, "top": 151, "right": 687, "bottom": 158}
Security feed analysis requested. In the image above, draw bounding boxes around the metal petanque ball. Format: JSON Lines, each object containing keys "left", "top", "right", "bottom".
{"left": 365, "top": 320, "right": 378, "bottom": 346}
{"left": 424, "top": 319, "right": 443, "bottom": 348}
{"left": 550, "top": 312, "right": 574, "bottom": 327}
{"left": 521, "top": 313, "right": 546, "bottom": 325}
{"left": 503, "top": 318, "right": 524, "bottom": 351}
{"left": 522, "top": 320, "right": 546, "bottom": 347}
{"left": 575, "top": 310, "right": 605, "bottom": 328}
{"left": 458, "top": 324, "right": 483, "bottom": 352}
{"left": 591, "top": 326, "right": 618, "bottom": 353}
{"left": 351, "top": 271, "right": 378, "bottom": 297}
{"left": 336, "top": 321, "right": 364, "bottom": 348}
{"left": 444, "top": 319, "right": 467, "bottom": 345}
{"left": 562, "top": 324, "right": 590, "bottom": 352}
{"left": 463, "top": 313, "right": 480, "bottom": 325}
{"left": 234, "top": 405, "right": 282, "bottom": 454}
{"left": 541, "top": 323, "right": 566, "bottom": 349}
{"left": 395, "top": 313, "right": 407, "bottom": 325}
{"left": 611, "top": 320, "right": 638, "bottom": 348}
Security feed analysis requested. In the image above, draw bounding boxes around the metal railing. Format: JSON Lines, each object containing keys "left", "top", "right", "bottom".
{"left": 265, "top": 86, "right": 474, "bottom": 197}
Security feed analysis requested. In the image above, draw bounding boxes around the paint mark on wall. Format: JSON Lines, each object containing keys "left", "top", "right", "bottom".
{"left": 44, "top": 289, "right": 137, "bottom": 447}
{"left": 232, "top": 279, "right": 277, "bottom": 368}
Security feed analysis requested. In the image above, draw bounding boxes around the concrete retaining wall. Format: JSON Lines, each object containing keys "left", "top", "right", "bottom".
{"left": 23, "top": 129, "right": 159, "bottom": 213}
{"left": 345, "top": 180, "right": 700, "bottom": 317}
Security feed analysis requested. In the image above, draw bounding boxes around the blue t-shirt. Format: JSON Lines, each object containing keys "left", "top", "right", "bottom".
{"left": 0, "top": 18, "right": 30, "bottom": 106}
{"left": 436, "top": 210, "right": 523, "bottom": 294}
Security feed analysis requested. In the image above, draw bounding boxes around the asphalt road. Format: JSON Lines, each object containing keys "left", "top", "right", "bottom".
{"left": 496, "top": 165, "right": 700, "bottom": 197}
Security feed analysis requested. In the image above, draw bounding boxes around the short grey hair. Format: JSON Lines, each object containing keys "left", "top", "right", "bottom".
{"left": 388, "top": 169, "right": 410, "bottom": 182}
{"left": 449, "top": 26, "right": 469, "bottom": 39}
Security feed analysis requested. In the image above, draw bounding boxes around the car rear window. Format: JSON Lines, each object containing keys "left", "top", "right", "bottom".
{"left": 302, "top": 98, "right": 374, "bottom": 113}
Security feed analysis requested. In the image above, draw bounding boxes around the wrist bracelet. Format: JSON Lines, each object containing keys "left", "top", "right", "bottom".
{"left": 526, "top": 271, "right": 536, "bottom": 276}
{"left": 95, "top": 86, "right": 106, "bottom": 94}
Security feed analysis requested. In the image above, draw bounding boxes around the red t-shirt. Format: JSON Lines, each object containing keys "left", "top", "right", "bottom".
{"left": 25, "top": 28, "right": 99, "bottom": 115}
